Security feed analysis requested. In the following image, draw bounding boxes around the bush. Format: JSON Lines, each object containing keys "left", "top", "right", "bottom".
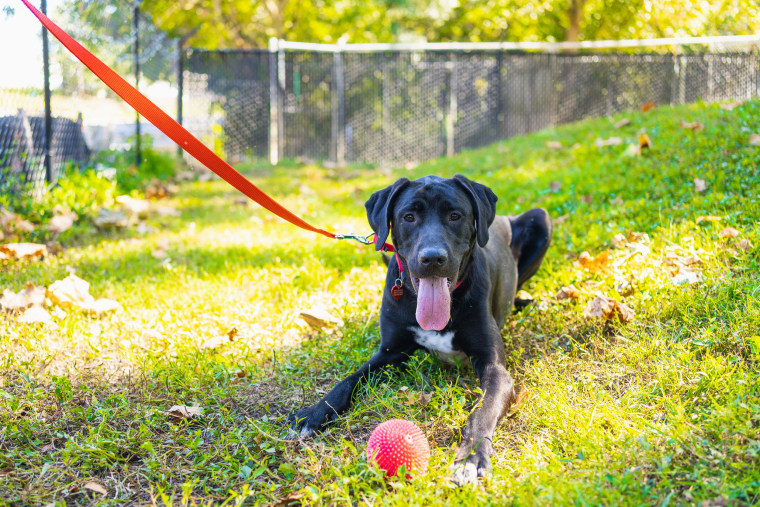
{"left": 96, "top": 135, "right": 178, "bottom": 193}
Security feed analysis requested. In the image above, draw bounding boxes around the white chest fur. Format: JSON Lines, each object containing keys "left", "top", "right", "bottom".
{"left": 409, "top": 327, "right": 468, "bottom": 363}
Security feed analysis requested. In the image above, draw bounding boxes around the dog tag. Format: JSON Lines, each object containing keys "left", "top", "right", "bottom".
{"left": 391, "top": 281, "right": 404, "bottom": 300}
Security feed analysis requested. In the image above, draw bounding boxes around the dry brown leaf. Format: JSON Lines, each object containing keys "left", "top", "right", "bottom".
{"left": 546, "top": 141, "right": 562, "bottom": 150}
{"left": 638, "top": 133, "right": 652, "bottom": 149}
{"left": 720, "top": 100, "right": 744, "bottom": 111}
{"left": 93, "top": 209, "right": 129, "bottom": 229}
{"left": 84, "top": 481, "right": 107, "bottom": 495}
{"left": 626, "top": 231, "right": 650, "bottom": 243}
{"left": 553, "top": 215, "right": 568, "bottom": 225}
{"left": 151, "top": 247, "right": 167, "bottom": 259}
{"left": 595, "top": 136, "right": 622, "bottom": 148}
{"left": 515, "top": 290, "right": 533, "bottom": 301}
{"left": 0, "top": 209, "right": 35, "bottom": 235}
{"left": 610, "top": 196, "right": 624, "bottom": 207}
{"left": 696, "top": 215, "right": 722, "bottom": 224}
{"left": 0, "top": 243, "right": 47, "bottom": 260}
{"left": 145, "top": 180, "right": 179, "bottom": 199}
{"left": 749, "top": 134, "right": 760, "bottom": 146}
{"left": 671, "top": 267, "right": 702, "bottom": 286}
{"left": 17, "top": 306, "right": 55, "bottom": 325}
{"left": 680, "top": 121, "right": 704, "bottom": 131}
{"left": 555, "top": 285, "right": 581, "bottom": 300}
{"left": 611, "top": 233, "right": 627, "bottom": 248}
{"left": 582, "top": 195, "right": 593, "bottom": 204}
{"left": 115, "top": 195, "right": 150, "bottom": 216}
{"left": 48, "top": 212, "right": 77, "bottom": 234}
{"left": 694, "top": 178, "right": 707, "bottom": 193}
{"left": 613, "top": 118, "right": 631, "bottom": 128}
{"left": 167, "top": 404, "right": 202, "bottom": 420}
{"left": 549, "top": 181, "right": 562, "bottom": 192}
{"left": 47, "top": 274, "right": 120, "bottom": 316}
{"left": 641, "top": 101, "right": 655, "bottom": 112}
{"left": 154, "top": 206, "right": 181, "bottom": 217}
{"left": 299, "top": 309, "right": 344, "bottom": 329}
{"left": 719, "top": 227, "right": 740, "bottom": 238}
{"left": 578, "top": 250, "right": 611, "bottom": 272}
{"left": 418, "top": 392, "right": 433, "bottom": 404}
{"left": 0, "top": 283, "right": 46, "bottom": 312}
{"left": 200, "top": 334, "right": 231, "bottom": 350}
{"left": 583, "top": 295, "right": 635, "bottom": 323}
{"left": 737, "top": 239, "right": 753, "bottom": 252}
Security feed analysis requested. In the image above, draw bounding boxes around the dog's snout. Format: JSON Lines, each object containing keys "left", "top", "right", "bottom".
{"left": 418, "top": 247, "right": 448, "bottom": 267}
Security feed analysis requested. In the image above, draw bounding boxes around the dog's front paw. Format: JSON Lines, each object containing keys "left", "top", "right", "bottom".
{"left": 286, "top": 402, "right": 336, "bottom": 439}
{"left": 450, "top": 438, "right": 493, "bottom": 486}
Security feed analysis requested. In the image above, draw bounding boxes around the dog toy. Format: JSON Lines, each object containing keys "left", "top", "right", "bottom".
{"left": 367, "top": 419, "right": 430, "bottom": 477}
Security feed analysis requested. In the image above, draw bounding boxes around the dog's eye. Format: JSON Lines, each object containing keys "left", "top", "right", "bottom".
{"left": 403, "top": 213, "right": 415, "bottom": 223}
{"left": 449, "top": 212, "right": 462, "bottom": 222}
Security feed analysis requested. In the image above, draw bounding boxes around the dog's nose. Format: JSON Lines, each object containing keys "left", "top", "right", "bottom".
{"left": 418, "top": 247, "right": 448, "bottom": 267}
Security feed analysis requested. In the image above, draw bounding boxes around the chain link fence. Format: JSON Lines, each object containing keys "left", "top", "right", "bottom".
{"left": 185, "top": 42, "right": 760, "bottom": 167}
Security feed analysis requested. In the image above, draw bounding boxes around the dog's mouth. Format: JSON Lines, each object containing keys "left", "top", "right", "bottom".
{"left": 411, "top": 275, "right": 455, "bottom": 331}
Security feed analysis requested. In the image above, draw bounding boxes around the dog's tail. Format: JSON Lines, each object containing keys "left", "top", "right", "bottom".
{"left": 509, "top": 208, "right": 552, "bottom": 289}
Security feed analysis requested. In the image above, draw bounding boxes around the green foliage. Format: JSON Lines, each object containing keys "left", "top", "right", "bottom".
{"left": 96, "top": 137, "right": 177, "bottom": 194}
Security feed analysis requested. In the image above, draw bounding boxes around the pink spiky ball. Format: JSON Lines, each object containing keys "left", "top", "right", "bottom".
{"left": 367, "top": 419, "right": 430, "bottom": 478}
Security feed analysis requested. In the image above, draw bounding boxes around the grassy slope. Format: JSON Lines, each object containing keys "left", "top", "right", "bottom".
{"left": 1, "top": 100, "right": 759, "bottom": 505}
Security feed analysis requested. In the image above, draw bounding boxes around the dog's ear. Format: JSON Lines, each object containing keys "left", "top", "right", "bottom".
{"left": 365, "top": 178, "right": 411, "bottom": 251}
{"left": 453, "top": 174, "right": 498, "bottom": 247}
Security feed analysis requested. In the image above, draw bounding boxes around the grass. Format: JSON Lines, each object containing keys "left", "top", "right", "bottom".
{"left": 1, "top": 99, "right": 759, "bottom": 505}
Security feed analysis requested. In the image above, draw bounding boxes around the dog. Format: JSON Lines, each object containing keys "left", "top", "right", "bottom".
{"left": 288, "top": 174, "right": 551, "bottom": 485}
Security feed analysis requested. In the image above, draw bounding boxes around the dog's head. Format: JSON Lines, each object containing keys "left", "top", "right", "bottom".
{"left": 365, "top": 175, "right": 497, "bottom": 330}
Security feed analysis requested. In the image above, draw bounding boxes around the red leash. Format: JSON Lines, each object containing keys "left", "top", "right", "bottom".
{"left": 21, "top": 0, "right": 336, "bottom": 240}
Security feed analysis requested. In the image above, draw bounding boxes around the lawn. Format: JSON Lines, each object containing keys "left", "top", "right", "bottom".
{"left": 1, "top": 99, "right": 759, "bottom": 505}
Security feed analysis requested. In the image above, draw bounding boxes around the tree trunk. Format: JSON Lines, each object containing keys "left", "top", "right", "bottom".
{"left": 565, "top": 0, "right": 587, "bottom": 42}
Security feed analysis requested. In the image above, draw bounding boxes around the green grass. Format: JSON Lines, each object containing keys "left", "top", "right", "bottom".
{"left": 1, "top": 100, "right": 759, "bottom": 505}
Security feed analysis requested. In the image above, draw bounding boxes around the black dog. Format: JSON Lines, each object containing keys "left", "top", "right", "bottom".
{"left": 288, "top": 174, "right": 551, "bottom": 484}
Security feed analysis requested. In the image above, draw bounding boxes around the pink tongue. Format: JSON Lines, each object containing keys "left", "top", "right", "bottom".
{"left": 415, "top": 277, "right": 451, "bottom": 331}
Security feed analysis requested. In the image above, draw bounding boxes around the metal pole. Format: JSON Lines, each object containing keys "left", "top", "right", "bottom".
{"left": 133, "top": 3, "right": 142, "bottom": 167}
{"left": 268, "top": 37, "right": 279, "bottom": 165}
{"left": 176, "top": 39, "right": 184, "bottom": 158}
{"left": 41, "top": 0, "right": 54, "bottom": 185}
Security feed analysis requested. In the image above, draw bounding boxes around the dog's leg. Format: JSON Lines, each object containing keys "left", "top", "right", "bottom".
{"left": 287, "top": 349, "right": 409, "bottom": 438}
{"left": 451, "top": 341, "right": 516, "bottom": 485}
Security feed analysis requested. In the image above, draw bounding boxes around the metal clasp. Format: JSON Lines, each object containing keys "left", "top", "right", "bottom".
{"left": 334, "top": 232, "right": 375, "bottom": 245}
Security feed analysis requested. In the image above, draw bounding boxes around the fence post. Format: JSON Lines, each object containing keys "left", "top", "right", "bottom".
{"left": 41, "top": 0, "right": 54, "bottom": 185}
{"left": 445, "top": 55, "right": 457, "bottom": 157}
{"left": 133, "top": 3, "right": 142, "bottom": 167}
{"left": 268, "top": 37, "right": 280, "bottom": 165}
{"left": 331, "top": 39, "right": 346, "bottom": 167}
{"left": 176, "top": 40, "right": 184, "bottom": 159}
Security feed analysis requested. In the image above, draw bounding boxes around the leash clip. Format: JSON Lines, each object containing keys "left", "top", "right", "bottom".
{"left": 333, "top": 232, "right": 375, "bottom": 245}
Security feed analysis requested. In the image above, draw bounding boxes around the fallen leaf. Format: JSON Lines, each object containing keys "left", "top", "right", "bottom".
{"left": 720, "top": 100, "right": 744, "bottom": 111}
{"left": 696, "top": 215, "right": 722, "bottom": 224}
{"left": 613, "top": 118, "right": 631, "bottom": 128}
{"left": 299, "top": 309, "right": 344, "bottom": 329}
{"left": 641, "top": 101, "right": 655, "bottom": 112}
{"left": 578, "top": 250, "right": 611, "bottom": 272}
{"left": 46, "top": 274, "right": 120, "bottom": 316}
{"left": 638, "top": 133, "right": 652, "bottom": 149}
{"left": 145, "top": 179, "right": 178, "bottom": 199}
{"left": 626, "top": 231, "right": 650, "bottom": 244}
{"left": 418, "top": 392, "right": 433, "bottom": 404}
{"left": 84, "top": 482, "right": 107, "bottom": 495}
{"left": 151, "top": 247, "right": 167, "bottom": 259}
{"left": 611, "top": 233, "right": 627, "bottom": 248}
{"left": 549, "top": 181, "right": 562, "bottom": 192}
{"left": 583, "top": 295, "right": 635, "bottom": 323}
{"left": 694, "top": 178, "right": 707, "bottom": 192}
{"left": 17, "top": 306, "right": 55, "bottom": 325}
{"left": 46, "top": 241, "right": 64, "bottom": 256}
{"left": 749, "top": 134, "right": 760, "bottom": 146}
{"left": 154, "top": 206, "right": 180, "bottom": 217}
{"left": 610, "top": 196, "right": 624, "bottom": 207}
{"left": 623, "top": 144, "right": 641, "bottom": 157}
{"left": 719, "top": 227, "right": 739, "bottom": 238}
{"left": 0, "top": 243, "right": 47, "bottom": 260}
{"left": 582, "top": 195, "right": 593, "bottom": 204}
{"left": 48, "top": 212, "right": 77, "bottom": 234}
{"left": 546, "top": 141, "right": 562, "bottom": 150}
{"left": 553, "top": 215, "right": 568, "bottom": 225}
{"left": 595, "top": 136, "right": 622, "bottom": 148}
{"left": 555, "top": 285, "right": 581, "bottom": 300}
{"left": 93, "top": 209, "right": 129, "bottom": 229}
{"left": 0, "top": 283, "right": 46, "bottom": 312}
{"left": 680, "top": 121, "right": 704, "bottom": 131}
{"left": 200, "top": 334, "right": 231, "bottom": 350}
{"left": 0, "top": 209, "right": 35, "bottom": 235}
{"left": 116, "top": 195, "right": 150, "bottom": 216}
{"left": 515, "top": 290, "right": 533, "bottom": 301}
{"left": 167, "top": 404, "right": 202, "bottom": 420}
{"left": 671, "top": 267, "right": 702, "bottom": 286}
{"left": 737, "top": 239, "right": 752, "bottom": 252}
